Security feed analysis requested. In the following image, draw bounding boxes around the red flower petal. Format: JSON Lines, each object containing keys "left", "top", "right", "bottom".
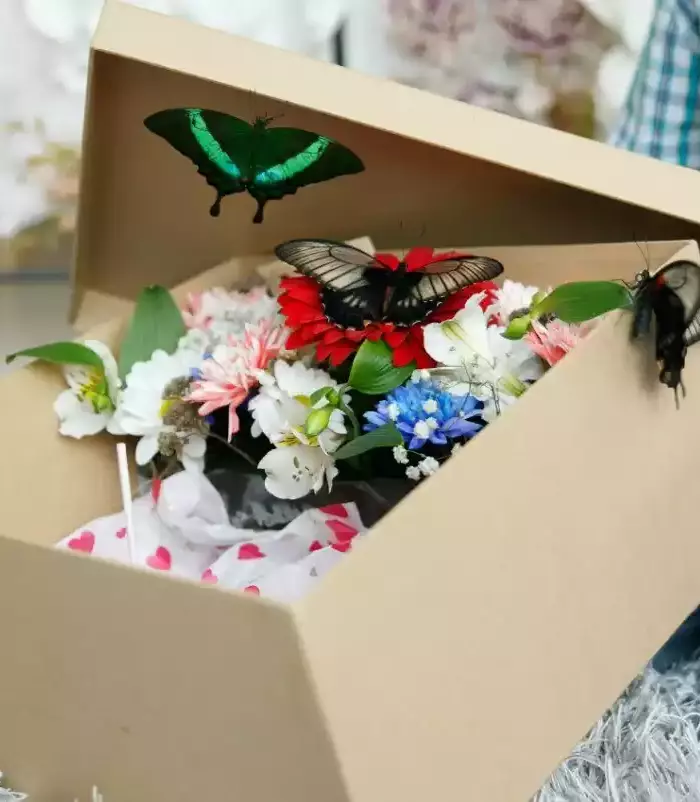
{"left": 321, "top": 327, "right": 347, "bottom": 345}
{"left": 315, "top": 341, "right": 335, "bottom": 362}
{"left": 392, "top": 339, "right": 420, "bottom": 367}
{"left": 365, "top": 326, "right": 385, "bottom": 342}
{"left": 427, "top": 281, "right": 499, "bottom": 323}
{"left": 280, "top": 276, "right": 322, "bottom": 305}
{"left": 286, "top": 323, "right": 330, "bottom": 350}
{"left": 328, "top": 343, "right": 357, "bottom": 366}
{"left": 343, "top": 328, "right": 367, "bottom": 343}
{"left": 403, "top": 247, "right": 436, "bottom": 271}
{"left": 278, "top": 298, "right": 325, "bottom": 325}
{"left": 384, "top": 329, "right": 408, "bottom": 348}
{"left": 375, "top": 253, "right": 400, "bottom": 270}
{"left": 412, "top": 349, "right": 436, "bottom": 369}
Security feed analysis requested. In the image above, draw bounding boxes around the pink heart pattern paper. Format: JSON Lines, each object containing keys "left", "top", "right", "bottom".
{"left": 56, "top": 472, "right": 367, "bottom": 603}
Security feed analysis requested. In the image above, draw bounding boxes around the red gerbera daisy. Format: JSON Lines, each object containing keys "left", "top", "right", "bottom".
{"left": 278, "top": 248, "right": 499, "bottom": 368}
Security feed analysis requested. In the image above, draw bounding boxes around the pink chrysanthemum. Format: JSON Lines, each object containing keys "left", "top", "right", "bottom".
{"left": 525, "top": 319, "right": 594, "bottom": 367}
{"left": 187, "top": 319, "right": 288, "bottom": 439}
{"left": 182, "top": 286, "right": 277, "bottom": 334}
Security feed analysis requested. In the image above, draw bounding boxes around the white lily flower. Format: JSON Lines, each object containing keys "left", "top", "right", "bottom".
{"left": 423, "top": 294, "right": 543, "bottom": 420}
{"left": 54, "top": 339, "right": 120, "bottom": 438}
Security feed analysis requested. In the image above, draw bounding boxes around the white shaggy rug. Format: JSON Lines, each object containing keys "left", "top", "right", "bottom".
{"left": 534, "top": 661, "right": 700, "bottom": 801}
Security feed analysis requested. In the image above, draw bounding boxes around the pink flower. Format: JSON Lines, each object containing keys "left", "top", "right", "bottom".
{"left": 524, "top": 319, "right": 594, "bottom": 367}
{"left": 182, "top": 287, "right": 278, "bottom": 334}
{"left": 187, "top": 320, "right": 288, "bottom": 439}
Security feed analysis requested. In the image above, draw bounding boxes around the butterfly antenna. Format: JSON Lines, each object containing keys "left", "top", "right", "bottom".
{"left": 632, "top": 232, "right": 651, "bottom": 272}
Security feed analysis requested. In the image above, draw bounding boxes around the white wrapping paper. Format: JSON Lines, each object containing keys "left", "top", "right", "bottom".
{"left": 56, "top": 472, "right": 366, "bottom": 602}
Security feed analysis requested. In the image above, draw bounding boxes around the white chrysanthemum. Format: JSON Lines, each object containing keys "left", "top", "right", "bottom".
{"left": 108, "top": 348, "right": 206, "bottom": 471}
{"left": 490, "top": 279, "right": 543, "bottom": 326}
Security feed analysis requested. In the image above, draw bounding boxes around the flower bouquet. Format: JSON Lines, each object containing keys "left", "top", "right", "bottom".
{"left": 5, "top": 240, "right": 635, "bottom": 599}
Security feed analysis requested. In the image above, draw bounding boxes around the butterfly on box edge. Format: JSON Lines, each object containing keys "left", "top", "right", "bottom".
{"left": 630, "top": 259, "right": 700, "bottom": 403}
{"left": 144, "top": 108, "right": 365, "bottom": 224}
{"left": 274, "top": 238, "right": 504, "bottom": 328}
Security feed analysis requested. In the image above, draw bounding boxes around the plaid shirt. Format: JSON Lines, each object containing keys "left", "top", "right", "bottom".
{"left": 610, "top": 0, "right": 700, "bottom": 167}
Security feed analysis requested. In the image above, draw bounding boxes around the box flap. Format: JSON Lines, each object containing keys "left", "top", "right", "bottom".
{"left": 0, "top": 537, "right": 348, "bottom": 802}
{"left": 73, "top": 1, "right": 700, "bottom": 315}
{"left": 295, "top": 240, "right": 700, "bottom": 802}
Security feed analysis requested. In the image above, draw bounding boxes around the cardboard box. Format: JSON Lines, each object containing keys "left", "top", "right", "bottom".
{"left": 4, "top": 3, "right": 700, "bottom": 801}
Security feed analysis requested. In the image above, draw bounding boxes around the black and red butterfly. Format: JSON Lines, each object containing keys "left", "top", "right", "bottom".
{"left": 631, "top": 259, "right": 700, "bottom": 402}
{"left": 273, "top": 239, "right": 504, "bottom": 329}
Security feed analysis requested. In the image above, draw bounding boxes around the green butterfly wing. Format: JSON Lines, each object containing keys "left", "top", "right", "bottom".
{"left": 251, "top": 127, "right": 365, "bottom": 196}
{"left": 145, "top": 109, "right": 365, "bottom": 223}
{"left": 145, "top": 108, "right": 254, "bottom": 216}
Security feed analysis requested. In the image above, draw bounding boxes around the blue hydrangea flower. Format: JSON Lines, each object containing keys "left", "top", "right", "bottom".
{"left": 363, "top": 378, "right": 484, "bottom": 450}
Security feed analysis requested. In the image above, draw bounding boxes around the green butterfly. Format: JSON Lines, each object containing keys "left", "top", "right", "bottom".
{"left": 144, "top": 108, "right": 365, "bottom": 224}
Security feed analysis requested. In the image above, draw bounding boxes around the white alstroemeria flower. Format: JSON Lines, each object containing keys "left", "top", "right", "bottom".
{"left": 54, "top": 339, "right": 120, "bottom": 438}
{"left": 258, "top": 443, "right": 339, "bottom": 500}
{"left": 249, "top": 360, "right": 349, "bottom": 452}
{"left": 423, "top": 294, "right": 543, "bottom": 420}
{"left": 108, "top": 348, "right": 206, "bottom": 472}
{"left": 249, "top": 360, "right": 350, "bottom": 499}
{"left": 490, "top": 279, "right": 543, "bottom": 326}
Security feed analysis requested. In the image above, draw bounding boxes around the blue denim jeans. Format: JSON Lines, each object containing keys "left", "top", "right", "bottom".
{"left": 652, "top": 606, "right": 700, "bottom": 672}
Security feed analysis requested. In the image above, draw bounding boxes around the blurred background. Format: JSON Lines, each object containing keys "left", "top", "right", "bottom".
{"left": 0, "top": 0, "right": 653, "bottom": 362}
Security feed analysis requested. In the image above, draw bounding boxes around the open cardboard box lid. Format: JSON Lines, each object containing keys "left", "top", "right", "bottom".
{"left": 4, "top": 3, "right": 700, "bottom": 801}
{"left": 71, "top": 0, "right": 700, "bottom": 323}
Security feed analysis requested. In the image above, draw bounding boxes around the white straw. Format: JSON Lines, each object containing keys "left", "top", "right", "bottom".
{"left": 116, "top": 442, "right": 137, "bottom": 564}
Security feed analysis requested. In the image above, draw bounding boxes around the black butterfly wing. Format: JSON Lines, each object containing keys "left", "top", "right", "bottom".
{"left": 251, "top": 128, "right": 365, "bottom": 200}
{"left": 387, "top": 255, "right": 504, "bottom": 326}
{"left": 275, "top": 238, "right": 383, "bottom": 327}
{"left": 684, "top": 312, "right": 700, "bottom": 346}
{"left": 145, "top": 108, "right": 253, "bottom": 215}
{"left": 646, "top": 261, "right": 700, "bottom": 392}
{"left": 631, "top": 273, "right": 654, "bottom": 340}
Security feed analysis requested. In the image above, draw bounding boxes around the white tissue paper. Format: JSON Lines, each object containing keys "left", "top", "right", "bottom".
{"left": 56, "top": 471, "right": 366, "bottom": 602}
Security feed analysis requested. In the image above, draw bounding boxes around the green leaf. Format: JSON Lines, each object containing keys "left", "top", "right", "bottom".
{"left": 348, "top": 340, "right": 414, "bottom": 395}
{"left": 502, "top": 314, "right": 533, "bottom": 340}
{"left": 533, "top": 281, "right": 633, "bottom": 324}
{"left": 5, "top": 341, "right": 104, "bottom": 371}
{"left": 118, "top": 285, "right": 186, "bottom": 379}
{"left": 333, "top": 423, "right": 403, "bottom": 460}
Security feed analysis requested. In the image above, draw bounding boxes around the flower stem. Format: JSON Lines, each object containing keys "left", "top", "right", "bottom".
{"left": 338, "top": 396, "right": 360, "bottom": 439}
{"left": 207, "top": 431, "right": 258, "bottom": 468}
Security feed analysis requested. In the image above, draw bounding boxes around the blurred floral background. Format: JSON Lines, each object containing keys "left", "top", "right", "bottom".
{"left": 0, "top": 0, "right": 652, "bottom": 275}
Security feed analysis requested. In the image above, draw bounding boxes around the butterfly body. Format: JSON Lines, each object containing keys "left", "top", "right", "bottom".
{"left": 275, "top": 239, "right": 504, "bottom": 329}
{"left": 631, "top": 260, "right": 700, "bottom": 400}
{"left": 144, "top": 109, "right": 365, "bottom": 224}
